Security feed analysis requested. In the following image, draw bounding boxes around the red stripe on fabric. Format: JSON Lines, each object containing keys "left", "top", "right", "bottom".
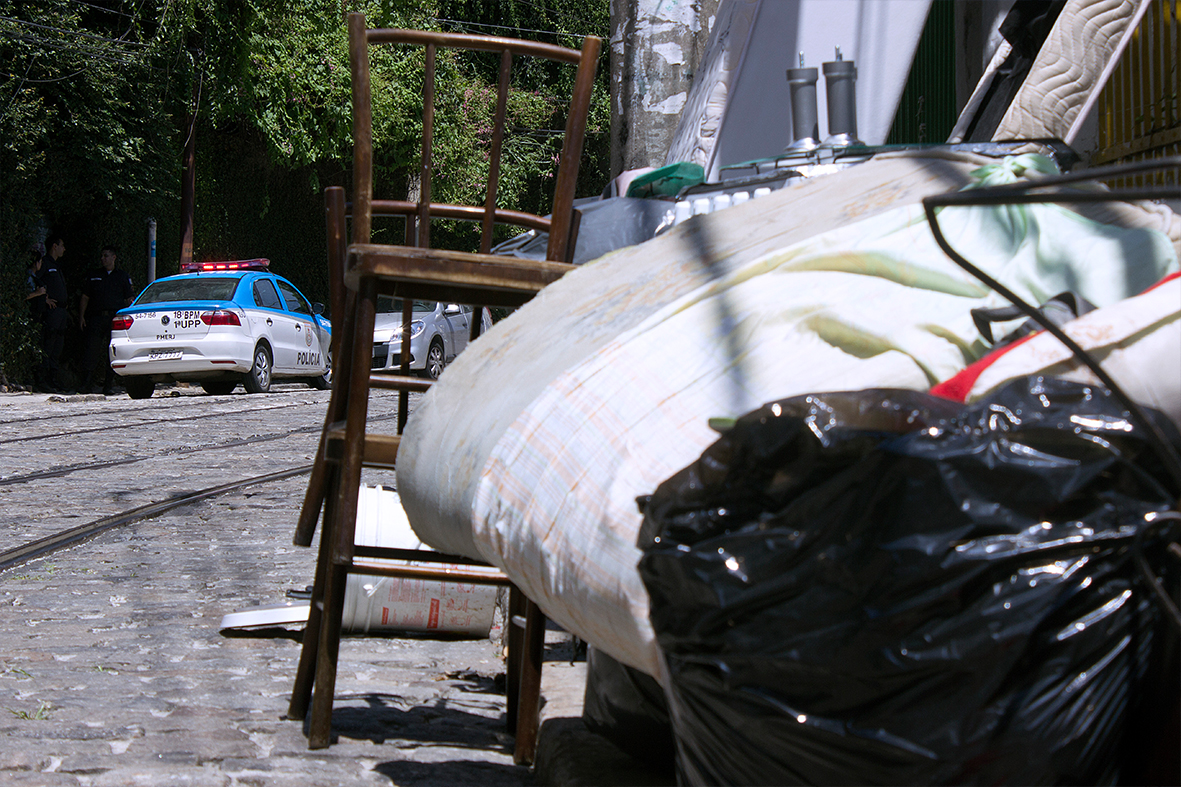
{"left": 930, "top": 332, "right": 1038, "bottom": 401}
{"left": 930, "top": 271, "right": 1181, "bottom": 402}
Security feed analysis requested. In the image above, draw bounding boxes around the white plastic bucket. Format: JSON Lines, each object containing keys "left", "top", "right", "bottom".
{"left": 341, "top": 485, "right": 499, "bottom": 636}
{"left": 220, "top": 485, "right": 500, "bottom": 636}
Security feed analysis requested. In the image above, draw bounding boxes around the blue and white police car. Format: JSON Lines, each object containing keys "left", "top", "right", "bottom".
{"left": 109, "top": 259, "right": 331, "bottom": 399}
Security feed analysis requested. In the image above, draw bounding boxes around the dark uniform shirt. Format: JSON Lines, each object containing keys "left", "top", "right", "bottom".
{"left": 40, "top": 255, "right": 68, "bottom": 305}
{"left": 27, "top": 269, "right": 47, "bottom": 321}
{"left": 83, "top": 267, "right": 135, "bottom": 317}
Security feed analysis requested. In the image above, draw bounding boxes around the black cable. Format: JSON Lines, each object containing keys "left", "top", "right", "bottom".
{"left": 0, "top": 14, "right": 148, "bottom": 47}
{"left": 3, "top": 31, "right": 154, "bottom": 68}
{"left": 68, "top": 0, "right": 136, "bottom": 19}
{"left": 0, "top": 52, "right": 36, "bottom": 123}
{"left": 0, "top": 66, "right": 88, "bottom": 83}
{"left": 434, "top": 17, "right": 585, "bottom": 41}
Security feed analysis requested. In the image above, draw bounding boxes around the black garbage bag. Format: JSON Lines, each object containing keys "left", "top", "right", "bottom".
{"left": 637, "top": 376, "right": 1180, "bottom": 786}
{"left": 582, "top": 645, "right": 677, "bottom": 773}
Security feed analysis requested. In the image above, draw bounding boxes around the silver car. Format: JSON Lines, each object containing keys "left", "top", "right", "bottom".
{"left": 371, "top": 297, "right": 489, "bottom": 379}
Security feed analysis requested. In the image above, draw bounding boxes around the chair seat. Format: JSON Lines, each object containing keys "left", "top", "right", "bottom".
{"left": 347, "top": 244, "right": 574, "bottom": 308}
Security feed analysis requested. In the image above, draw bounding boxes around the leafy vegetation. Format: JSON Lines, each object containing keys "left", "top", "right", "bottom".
{"left": 0, "top": 0, "right": 610, "bottom": 385}
{"left": 8, "top": 700, "right": 52, "bottom": 720}
{"left": 1, "top": 0, "right": 185, "bottom": 382}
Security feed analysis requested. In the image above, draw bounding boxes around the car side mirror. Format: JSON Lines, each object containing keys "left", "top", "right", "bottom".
{"left": 312, "top": 302, "right": 326, "bottom": 315}
{"left": 444, "top": 303, "right": 461, "bottom": 315}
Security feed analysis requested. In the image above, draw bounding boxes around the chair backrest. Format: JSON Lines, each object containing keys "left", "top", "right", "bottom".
{"left": 348, "top": 13, "right": 601, "bottom": 263}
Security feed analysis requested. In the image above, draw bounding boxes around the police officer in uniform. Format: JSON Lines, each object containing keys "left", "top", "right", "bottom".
{"left": 26, "top": 250, "right": 47, "bottom": 321}
{"left": 79, "top": 245, "right": 135, "bottom": 395}
{"left": 37, "top": 236, "right": 70, "bottom": 392}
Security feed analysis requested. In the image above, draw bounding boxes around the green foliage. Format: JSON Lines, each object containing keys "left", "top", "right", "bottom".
{"left": 0, "top": 255, "right": 42, "bottom": 386}
{"left": 190, "top": 0, "right": 611, "bottom": 292}
{"left": 0, "top": 0, "right": 187, "bottom": 383}
{"left": 195, "top": 0, "right": 360, "bottom": 167}
{"left": 0, "top": 0, "right": 612, "bottom": 383}
{"left": 431, "top": 0, "right": 613, "bottom": 198}
{"left": 0, "top": 0, "right": 187, "bottom": 229}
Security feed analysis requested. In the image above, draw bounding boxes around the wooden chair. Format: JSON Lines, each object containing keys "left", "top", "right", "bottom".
{"left": 286, "top": 13, "right": 600, "bottom": 764}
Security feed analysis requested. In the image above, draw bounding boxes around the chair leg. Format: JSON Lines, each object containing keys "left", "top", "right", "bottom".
{"left": 288, "top": 560, "right": 323, "bottom": 721}
{"left": 288, "top": 463, "right": 339, "bottom": 721}
{"left": 289, "top": 245, "right": 357, "bottom": 717}
{"left": 294, "top": 434, "right": 331, "bottom": 548}
{"left": 295, "top": 287, "right": 357, "bottom": 548}
{"left": 330, "top": 277, "right": 375, "bottom": 568}
{"left": 505, "top": 586, "right": 526, "bottom": 732}
{"left": 513, "top": 596, "right": 546, "bottom": 765}
{"left": 307, "top": 555, "right": 349, "bottom": 749}
{"left": 295, "top": 186, "right": 352, "bottom": 548}
{"left": 305, "top": 277, "right": 377, "bottom": 749}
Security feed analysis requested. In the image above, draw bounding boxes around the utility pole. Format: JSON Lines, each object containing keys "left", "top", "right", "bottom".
{"left": 609, "top": 0, "right": 719, "bottom": 175}
{"left": 146, "top": 217, "right": 157, "bottom": 283}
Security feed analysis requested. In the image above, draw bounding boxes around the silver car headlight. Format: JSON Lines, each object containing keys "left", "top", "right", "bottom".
{"left": 395, "top": 319, "right": 425, "bottom": 339}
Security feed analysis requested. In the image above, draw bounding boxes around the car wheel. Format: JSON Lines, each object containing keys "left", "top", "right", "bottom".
{"left": 309, "top": 351, "right": 332, "bottom": 390}
{"left": 421, "top": 338, "right": 445, "bottom": 380}
{"left": 201, "top": 381, "right": 237, "bottom": 396}
{"left": 124, "top": 377, "right": 154, "bottom": 400}
{"left": 243, "top": 344, "right": 272, "bottom": 393}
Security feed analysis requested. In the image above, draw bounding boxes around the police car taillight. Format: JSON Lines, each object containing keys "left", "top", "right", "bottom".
{"left": 180, "top": 258, "right": 270, "bottom": 273}
{"left": 201, "top": 310, "right": 241, "bottom": 326}
{"left": 111, "top": 315, "right": 133, "bottom": 331}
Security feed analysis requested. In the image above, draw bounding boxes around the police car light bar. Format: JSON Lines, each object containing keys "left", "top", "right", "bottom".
{"left": 180, "top": 258, "right": 270, "bottom": 273}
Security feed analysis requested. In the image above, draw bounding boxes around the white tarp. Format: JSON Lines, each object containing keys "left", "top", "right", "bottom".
{"left": 398, "top": 153, "right": 1178, "bottom": 675}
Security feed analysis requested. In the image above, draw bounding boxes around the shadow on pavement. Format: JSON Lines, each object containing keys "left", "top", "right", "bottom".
{"left": 328, "top": 693, "right": 512, "bottom": 749}
{"left": 374, "top": 758, "right": 532, "bottom": 785}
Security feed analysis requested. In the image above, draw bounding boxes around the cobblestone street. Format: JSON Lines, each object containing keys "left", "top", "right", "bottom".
{"left": 0, "top": 386, "right": 614, "bottom": 786}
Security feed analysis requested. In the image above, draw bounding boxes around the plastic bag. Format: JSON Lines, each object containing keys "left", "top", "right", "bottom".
{"left": 638, "top": 376, "right": 1180, "bottom": 785}
{"left": 582, "top": 646, "right": 676, "bottom": 772}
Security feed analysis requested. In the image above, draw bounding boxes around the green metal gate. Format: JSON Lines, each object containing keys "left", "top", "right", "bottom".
{"left": 886, "top": 1, "right": 956, "bottom": 146}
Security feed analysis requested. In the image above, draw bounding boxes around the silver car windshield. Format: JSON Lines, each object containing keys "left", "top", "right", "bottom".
{"left": 136, "top": 277, "right": 239, "bottom": 304}
{"left": 377, "top": 296, "right": 435, "bottom": 314}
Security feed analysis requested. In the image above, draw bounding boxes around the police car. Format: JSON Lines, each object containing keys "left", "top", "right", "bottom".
{"left": 109, "top": 259, "right": 331, "bottom": 399}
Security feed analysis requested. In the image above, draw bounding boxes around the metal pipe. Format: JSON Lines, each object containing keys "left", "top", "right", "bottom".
{"left": 822, "top": 48, "right": 863, "bottom": 147}
{"left": 146, "top": 217, "right": 157, "bottom": 283}
{"left": 785, "top": 52, "right": 820, "bottom": 152}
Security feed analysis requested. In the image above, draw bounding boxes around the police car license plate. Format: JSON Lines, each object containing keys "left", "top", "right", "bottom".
{"left": 148, "top": 349, "right": 182, "bottom": 361}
